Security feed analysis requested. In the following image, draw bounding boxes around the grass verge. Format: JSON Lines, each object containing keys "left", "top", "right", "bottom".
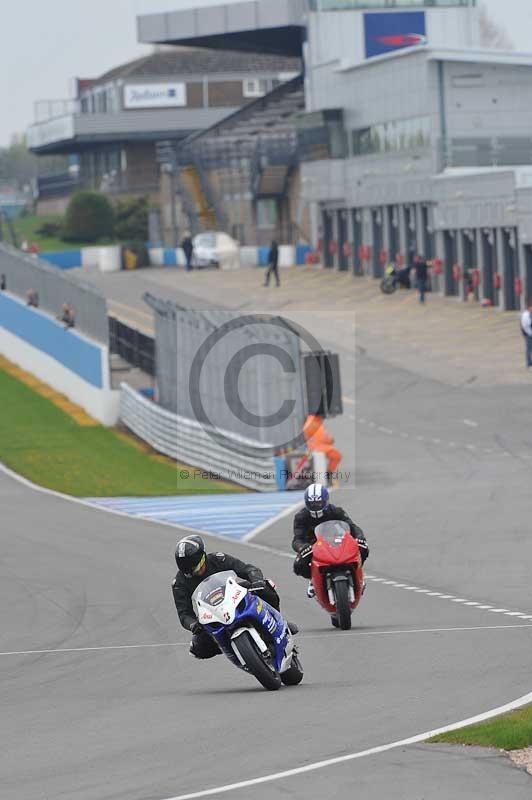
{"left": 428, "top": 706, "right": 532, "bottom": 751}
{"left": 11, "top": 214, "right": 117, "bottom": 252}
{"left": 0, "top": 366, "right": 243, "bottom": 497}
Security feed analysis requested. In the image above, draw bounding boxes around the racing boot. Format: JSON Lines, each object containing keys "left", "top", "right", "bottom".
{"left": 306, "top": 580, "right": 316, "bottom": 599}
{"left": 287, "top": 621, "right": 299, "bottom": 635}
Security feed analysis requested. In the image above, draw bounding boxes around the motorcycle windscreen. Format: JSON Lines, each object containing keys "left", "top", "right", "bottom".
{"left": 192, "top": 570, "right": 238, "bottom": 614}
{"left": 314, "top": 520, "right": 351, "bottom": 547}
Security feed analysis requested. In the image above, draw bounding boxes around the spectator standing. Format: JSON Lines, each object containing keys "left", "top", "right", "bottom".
{"left": 181, "top": 232, "right": 194, "bottom": 272}
{"left": 414, "top": 254, "right": 429, "bottom": 304}
{"left": 263, "top": 240, "right": 280, "bottom": 287}
{"left": 520, "top": 302, "right": 532, "bottom": 368}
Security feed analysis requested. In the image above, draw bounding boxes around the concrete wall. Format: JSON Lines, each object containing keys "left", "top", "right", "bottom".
{"left": 306, "top": 7, "right": 479, "bottom": 111}
{"left": 444, "top": 61, "right": 532, "bottom": 138}
{"left": 0, "top": 292, "right": 119, "bottom": 425}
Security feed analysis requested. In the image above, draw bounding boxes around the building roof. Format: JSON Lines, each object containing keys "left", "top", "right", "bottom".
{"left": 337, "top": 45, "right": 532, "bottom": 74}
{"left": 94, "top": 47, "right": 301, "bottom": 85}
{"left": 137, "top": 1, "right": 305, "bottom": 58}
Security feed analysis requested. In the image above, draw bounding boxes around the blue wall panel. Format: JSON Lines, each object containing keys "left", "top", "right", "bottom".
{"left": 0, "top": 294, "right": 103, "bottom": 387}
{"left": 296, "top": 245, "right": 313, "bottom": 265}
{"left": 40, "top": 250, "right": 82, "bottom": 270}
{"left": 258, "top": 247, "right": 270, "bottom": 267}
{"left": 163, "top": 249, "right": 177, "bottom": 266}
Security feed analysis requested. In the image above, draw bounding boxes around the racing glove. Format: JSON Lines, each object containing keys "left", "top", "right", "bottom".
{"left": 297, "top": 544, "right": 314, "bottom": 561}
{"left": 357, "top": 537, "right": 369, "bottom": 561}
{"left": 190, "top": 621, "right": 203, "bottom": 635}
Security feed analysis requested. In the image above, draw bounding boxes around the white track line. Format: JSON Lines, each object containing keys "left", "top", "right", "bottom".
{"left": 242, "top": 498, "right": 304, "bottom": 542}
{"left": 2, "top": 624, "right": 530, "bottom": 659}
{"left": 0, "top": 643, "right": 187, "bottom": 657}
{"left": 300, "top": 623, "right": 532, "bottom": 641}
{"left": 161, "top": 691, "right": 532, "bottom": 800}
{"left": 364, "top": 575, "right": 531, "bottom": 620}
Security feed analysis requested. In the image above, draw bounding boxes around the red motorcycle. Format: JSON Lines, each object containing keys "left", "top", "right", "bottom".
{"left": 310, "top": 520, "right": 364, "bottom": 630}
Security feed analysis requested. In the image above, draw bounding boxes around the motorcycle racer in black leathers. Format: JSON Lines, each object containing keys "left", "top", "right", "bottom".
{"left": 172, "top": 535, "right": 290, "bottom": 659}
{"left": 292, "top": 484, "right": 369, "bottom": 596}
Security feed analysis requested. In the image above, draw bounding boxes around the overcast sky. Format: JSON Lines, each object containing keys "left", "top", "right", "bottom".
{"left": 1, "top": 0, "right": 532, "bottom": 147}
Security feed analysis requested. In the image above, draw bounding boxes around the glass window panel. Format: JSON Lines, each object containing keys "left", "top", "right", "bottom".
{"left": 308, "top": 1, "right": 475, "bottom": 10}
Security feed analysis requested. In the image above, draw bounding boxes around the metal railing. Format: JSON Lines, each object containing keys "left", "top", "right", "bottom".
{"left": 120, "top": 384, "right": 278, "bottom": 491}
{"left": 0, "top": 242, "right": 109, "bottom": 344}
{"left": 34, "top": 98, "right": 79, "bottom": 123}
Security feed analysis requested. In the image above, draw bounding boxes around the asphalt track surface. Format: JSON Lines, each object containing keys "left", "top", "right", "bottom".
{"left": 1, "top": 275, "right": 531, "bottom": 799}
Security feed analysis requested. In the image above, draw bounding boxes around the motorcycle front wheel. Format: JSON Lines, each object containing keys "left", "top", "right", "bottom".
{"left": 380, "top": 277, "right": 397, "bottom": 295}
{"left": 333, "top": 580, "right": 352, "bottom": 630}
{"left": 232, "top": 631, "right": 282, "bottom": 691}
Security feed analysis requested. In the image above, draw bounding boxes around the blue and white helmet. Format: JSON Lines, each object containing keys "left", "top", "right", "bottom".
{"left": 304, "top": 483, "right": 330, "bottom": 519}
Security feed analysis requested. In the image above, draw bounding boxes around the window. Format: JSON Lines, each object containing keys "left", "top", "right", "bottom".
{"left": 308, "top": 1, "right": 475, "bottom": 9}
{"left": 352, "top": 116, "right": 431, "bottom": 156}
{"left": 257, "top": 199, "right": 278, "bottom": 228}
{"left": 243, "top": 79, "right": 270, "bottom": 98}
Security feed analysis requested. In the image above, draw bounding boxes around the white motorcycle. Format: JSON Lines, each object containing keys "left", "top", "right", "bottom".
{"left": 192, "top": 571, "right": 303, "bottom": 691}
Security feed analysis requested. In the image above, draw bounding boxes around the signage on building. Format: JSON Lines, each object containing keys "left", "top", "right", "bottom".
{"left": 124, "top": 83, "right": 187, "bottom": 109}
{"left": 364, "top": 12, "right": 427, "bottom": 60}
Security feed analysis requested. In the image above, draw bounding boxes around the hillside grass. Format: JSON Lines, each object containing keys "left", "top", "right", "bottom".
{"left": 0, "top": 366, "right": 243, "bottom": 497}
{"left": 428, "top": 706, "right": 532, "bottom": 751}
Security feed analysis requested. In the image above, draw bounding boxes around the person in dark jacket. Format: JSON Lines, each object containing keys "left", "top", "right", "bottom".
{"left": 292, "top": 484, "right": 369, "bottom": 598}
{"left": 172, "top": 534, "right": 292, "bottom": 659}
{"left": 264, "top": 240, "right": 280, "bottom": 287}
{"left": 414, "top": 254, "right": 430, "bottom": 304}
{"left": 181, "top": 232, "right": 194, "bottom": 272}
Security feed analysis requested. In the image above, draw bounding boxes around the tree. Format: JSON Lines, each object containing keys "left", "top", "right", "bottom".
{"left": 0, "top": 134, "right": 68, "bottom": 190}
{"left": 479, "top": 4, "right": 514, "bottom": 50}
{"left": 114, "top": 195, "right": 149, "bottom": 242}
{"left": 63, "top": 191, "right": 114, "bottom": 243}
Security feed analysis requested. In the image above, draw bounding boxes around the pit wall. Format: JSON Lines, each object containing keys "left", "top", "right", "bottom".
{"left": 149, "top": 245, "right": 313, "bottom": 268}
{"left": 37, "top": 244, "right": 314, "bottom": 271}
{"left": 0, "top": 292, "right": 119, "bottom": 425}
{"left": 39, "top": 245, "right": 122, "bottom": 272}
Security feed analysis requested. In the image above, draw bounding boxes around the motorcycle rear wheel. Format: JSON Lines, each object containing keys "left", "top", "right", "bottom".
{"left": 333, "top": 580, "right": 352, "bottom": 630}
{"left": 233, "top": 631, "right": 282, "bottom": 691}
{"left": 380, "top": 277, "right": 396, "bottom": 295}
{"left": 281, "top": 651, "right": 304, "bottom": 686}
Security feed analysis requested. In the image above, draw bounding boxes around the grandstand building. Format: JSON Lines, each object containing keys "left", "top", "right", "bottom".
{"left": 27, "top": 48, "right": 300, "bottom": 213}
{"left": 139, "top": 0, "right": 532, "bottom": 310}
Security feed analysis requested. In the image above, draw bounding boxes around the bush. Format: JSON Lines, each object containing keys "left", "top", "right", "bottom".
{"left": 114, "top": 196, "right": 149, "bottom": 242}
{"left": 63, "top": 191, "right": 114, "bottom": 243}
{"left": 36, "top": 221, "right": 62, "bottom": 237}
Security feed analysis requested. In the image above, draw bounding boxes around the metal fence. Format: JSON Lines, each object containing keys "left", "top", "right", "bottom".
{"left": 0, "top": 242, "right": 109, "bottom": 344}
{"left": 120, "top": 383, "right": 278, "bottom": 491}
{"left": 145, "top": 293, "right": 307, "bottom": 450}
{"left": 109, "top": 316, "right": 155, "bottom": 375}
